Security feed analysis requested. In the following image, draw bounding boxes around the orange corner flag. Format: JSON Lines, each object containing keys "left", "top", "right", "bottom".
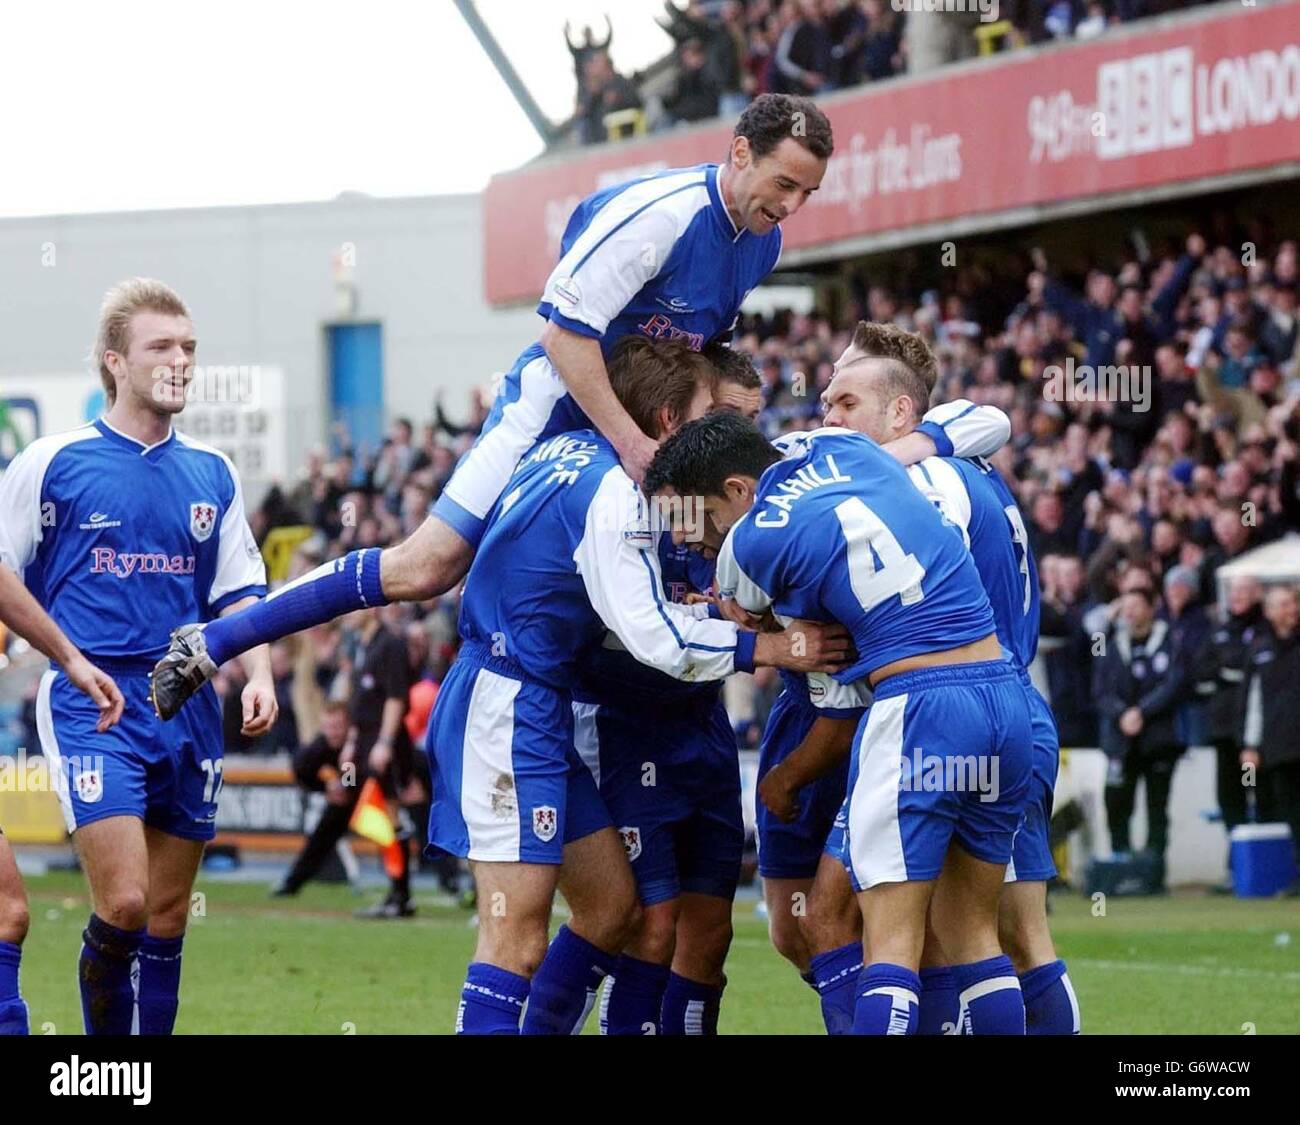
{"left": 349, "top": 777, "right": 396, "bottom": 848}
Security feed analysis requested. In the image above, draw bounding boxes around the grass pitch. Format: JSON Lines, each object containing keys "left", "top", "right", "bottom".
{"left": 17, "top": 872, "right": 1300, "bottom": 1035}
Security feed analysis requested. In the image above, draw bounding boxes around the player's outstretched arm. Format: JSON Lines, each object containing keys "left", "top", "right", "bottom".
{"left": 885, "top": 400, "right": 1012, "bottom": 466}
{"left": 0, "top": 564, "right": 124, "bottom": 732}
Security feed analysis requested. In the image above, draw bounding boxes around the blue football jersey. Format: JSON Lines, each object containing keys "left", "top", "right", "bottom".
{"left": 715, "top": 428, "right": 996, "bottom": 684}
{"left": 907, "top": 456, "right": 1040, "bottom": 668}
{"left": 0, "top": 419, "right": 267, "bottom": 665}
{"left": 537, "top": 163, "right": 780, "bottom": 358}
{"left": 458, "top": 430, "right": 754, "bottom": 691}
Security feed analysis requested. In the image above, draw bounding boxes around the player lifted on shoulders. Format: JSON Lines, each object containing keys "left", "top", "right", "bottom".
{"left": 0, "top": 566, "right": 125, "bottom": 1035}
{"left": 0, "top": 279, "right": 277, "bottom": 1035}
{"left": 150, "top": 94, "right": 835, "bottom": 721}
{"left": 646, "top": 412, "right": 1033, "bottom": 1035}
{"left": 425, "top": 339, "right": 848, "bottom": 1035}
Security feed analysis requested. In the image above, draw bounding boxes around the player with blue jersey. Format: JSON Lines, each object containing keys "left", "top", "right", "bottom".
{"left": 0, "top": 279, "right": 278, "bottom": 1035}
{"left": 150, "top": 94, "right": 835, "bottom": 720}
{"left": 423, "top": 340, "right": 849, "bottom": 1035}
{"left": 814, "top": 322, "right": 1079, "bottom": 1034}
{"left": 645, "top": 412, "right": 1034, "bottom": 1035}
{"left": 0, "top": 566, "right": 125, "bottom": 1035}
{"left": 576, "top": 348, "right": 765, "bottom": 1036}
{"left": 752, "top": 401, "right": 1014, "bottom": 1032}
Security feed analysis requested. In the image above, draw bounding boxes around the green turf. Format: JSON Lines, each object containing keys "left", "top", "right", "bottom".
{"left": 17, "top": 872, "right": 1300, "bottom": 1034}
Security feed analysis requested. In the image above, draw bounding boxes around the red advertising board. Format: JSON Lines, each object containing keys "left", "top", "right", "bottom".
{"left": 484, "top": 2, "right": 1300, "bottom": 305}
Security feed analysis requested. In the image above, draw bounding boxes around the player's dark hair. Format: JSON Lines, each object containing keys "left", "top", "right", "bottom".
{"left": 733, "top": 94, "right": 833, "bottom": 161}
{"left": 644, "top": 411, "right": 780, "bottom": 498}
{"left": 607, "top": 337, "right": 717, "bottom": 439}
{"left": 703, "top": 342, "right": 761, "bottom": 391}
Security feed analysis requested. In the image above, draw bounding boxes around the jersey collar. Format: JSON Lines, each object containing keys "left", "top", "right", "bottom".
{"left": 94, "top": 416, "right": 176, "bottom": 458}
{"left": 709, "top": 164, "right": 746, "bottom": 244}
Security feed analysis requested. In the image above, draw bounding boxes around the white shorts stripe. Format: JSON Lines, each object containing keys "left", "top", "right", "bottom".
{"left": 571, "top": 702, "right": 601, "bottom": 788}
{"left": 459, "top": 667, "right": 523, "bottom": 861}
{"left": 847, "top": 694, "right": 908, "bottom": 888}
{"left": 443, "top": 355, "right": 567, "bottom": 520}
{"left": 34, "top": 670, "right": 75, "bottom": 833}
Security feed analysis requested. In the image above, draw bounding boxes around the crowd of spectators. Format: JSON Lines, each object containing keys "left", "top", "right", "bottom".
{"left": 569, "top": 0, "right": 1224, "bottom": 143}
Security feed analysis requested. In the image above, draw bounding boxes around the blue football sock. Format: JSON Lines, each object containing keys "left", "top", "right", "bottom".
{"left": 810, "top": 942, "right": 863, "bottom": 1035}
{"left": 918, "top": 966, "right": 959, "bottom": 1035}
{"left": 135, "top": 934, "right": 184, "bottom": 1035}
{"left": 203, "top": 548, "right": 386, "bottom": 666}
{"left": 600, "top": 955, "right": 670, "bottom": 1035}
{"left": 661, "top": 972, "right": 724, "bottom": 1035}
{"left": 457, "top": 962, "right": 529, "bottom": 1035}
{"left": 520, "top": 926, "right": 615, "bottom": 1035}
{"left": 954, "top": 955, "right": 1025, "bottom": 1035}
{"left": 851, "top": 963, "right": 920, "bottom": 1035}
{"left": 0, "top": 941, "right": 28, "bottom": 1035}
{"left": 79, "top": 914, "right": 145, "bottom": 1036}
{"left": 1021, "top": 959, "right": 1081, "bottom": 1035}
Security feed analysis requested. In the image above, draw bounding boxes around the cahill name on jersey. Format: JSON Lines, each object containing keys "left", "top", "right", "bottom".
{"left": 0, "top": 419, "right": 267, "bottom": 666}
{"left": 716, "top": 428, "right": 997, "bottom": 684}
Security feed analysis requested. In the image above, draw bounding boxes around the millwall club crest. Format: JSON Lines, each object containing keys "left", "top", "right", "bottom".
{"left": 619, "top": 826, "right": 642, "bottom": 863}
{"left": 74, "top": 769, "right": 103, "bottom": 804}
{"left": 190, "top": 501, "right": 218, "bottom": 542}
{"left": 532, "top": 805, "right": 557, "bottom": 843}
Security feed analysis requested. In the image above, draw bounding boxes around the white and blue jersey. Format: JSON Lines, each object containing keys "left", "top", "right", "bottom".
{"left": 755, "top": 403, "right": 1011, "bottom": 880}
{"left": 434, "top": 163, "right": 780, "bottom": 545}
{"left": 426, "top": 429, "right": 757, "bottom": 866}
{"left": 906, "top": 455, "right": 1059, "bottom": 882}
{"left": 0, "top": 419, "right": 267, "bottom": 840}
{"left": 716, "top": 428, "right": 1031, "bottom": 887}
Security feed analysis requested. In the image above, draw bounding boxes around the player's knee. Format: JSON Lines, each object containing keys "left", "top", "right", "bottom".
{"left": 768, "top": 907, "right": 809, "bottom": 968}
{"left": 383, "top": 528, "right": 468, "bottom": 602}
{"left": 99, "top": 886, "right": 149, "bottom": 931}
{"left": 0, "top": 894, "right": 30, "bottom": 944}
{"left": 479, "top": 915, "right": 550, "bottom": 977}
{"left": 629, "top": 902, "right": 676, "bottom": 963}
{"left": 148, "top": 896, "right": 192, "bottom": 939}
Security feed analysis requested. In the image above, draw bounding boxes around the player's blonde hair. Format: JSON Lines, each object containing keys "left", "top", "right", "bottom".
{"left": 848, "top": 321, "right": 939, "bottom": 422}
{"left": 92, "top": 278, "right": 190, "bottom": 406}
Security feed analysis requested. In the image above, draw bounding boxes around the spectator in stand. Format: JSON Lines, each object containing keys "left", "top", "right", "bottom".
{"left": 772, "top": 0, "right": 831, "bottom": 96}
{"left": 1194, "top": 575, "right": 1263, "bottom": 881}
{"left": 1163, "top": 564, "right": 1210, "bottom": 746}
{"left": 664, "top": 38, "right": 722, "bottom": 124}
{"left": 564, "top": 16, "right": 612, "bottom": 84}
{"left": 579, "top": 49, "right": 644, "bottom": 145}
{"left": 1094, "top": 568, "right": 1188, "bottom": 885}
{"left": 1039, "top": 553, "right": 1099, "bottom": 747}
{"left": 1241, "top": 585, "right": 1300, "bottom": 894}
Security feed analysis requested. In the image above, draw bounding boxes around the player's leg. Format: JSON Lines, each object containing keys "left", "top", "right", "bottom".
{"left": 917, "top": 910, "right": 959, "bottom": 1035}
{"left": 762, "top": 877, "right": 813, "bottom": 971}
{"left": 930, "top": 666, "right": 1036, "bottom": 1036}
{"left": 1000, "top": 879, "right": 1080, "bottom": 1034}
{"left": 660, "top": 713, "right": 743, "bottom": 1036}
{"left": 801, "top": 847, "right": 863, "bottom": 1035}
{"left": 466, "top": 858, "right": 560, "bottom": 1034}
{"left": 928, "top": 842, "right": 1024, "bottom": 1034}
{"left": 73, "top": 815, "right": 151, "bottom": 1035}
{"left": 601, "top": 897, "right": 678, "bottom": 1035}
{"left": 136, "top": 826, "right": 205, "bottom": 1035}
{"left": 999, "top": 691, "right": 1081, "bottom": 1035}
{"left": 853, "top": 878, "right": 934, "bottom": 1034}
{"left": 663, "top": 892, "right": 732, "bottom": 1035}
{"left": 37, "top": 667, "right": 152, "bottom": 1034}
{"left": 0, "top": 832, "right": 31, "bottom": 1034}
{"left": 522, "top": 824, "right": 637, "bottom": 1035}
